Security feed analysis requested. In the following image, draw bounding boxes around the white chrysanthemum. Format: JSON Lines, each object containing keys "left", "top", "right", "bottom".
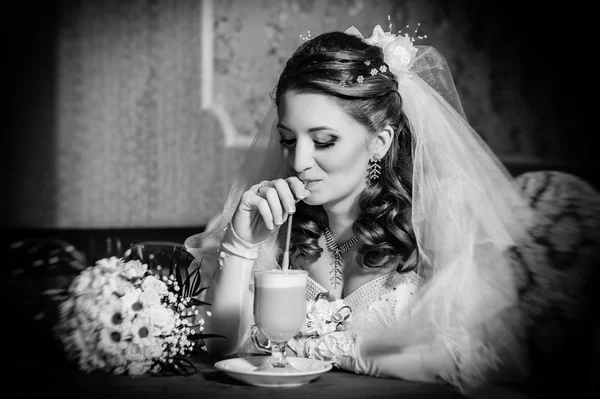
{"left": 74, "top": 313, "right": 95, "bottom": 335}
{"left": 98, "top": 327, "right": 127, "bottom": 355}
{"left": 98, "top": 297, "right": 126, "bottom": 329}
{"left": 131, "top": 314, "right": 155, "bottom": 347}
{"left": 74, "top": 294, "right": 100, "bottom": 320}
{"left": 95, "top": 256, "right": 121, "bottom": 269}
{"left": 70, "top": 269, "right": 93, "bottom": 294}
{"left": 89, "top": 271, "right": 111, "bottom": 292}
{"left": 95, "top": 272, "right": 131, "bottom": 300}
{"left": 122, "top": 288, "right": 143, "bottom": 315}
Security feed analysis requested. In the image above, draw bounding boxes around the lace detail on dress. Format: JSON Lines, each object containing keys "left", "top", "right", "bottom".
{"left": 306, "top": 271, "right": 423, "bottom": 313}
{"left": 294, "top": 271, "right": 424, "bottom": 364}
{"left": 345, "top": 272, "right": 422, "bottom": 312}
{"left": 306, "top": 277, "right": 326, "bottom": 302}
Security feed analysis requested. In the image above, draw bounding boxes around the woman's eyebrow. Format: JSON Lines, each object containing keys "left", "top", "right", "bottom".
{"left": 276, "top": 123, "right": 338, "bottom": 133}
{"left": 307, "top": 126, "right": 338, "bottom": 133}
{"left": 276, "top": 123, "right": 292, "bottom": 132}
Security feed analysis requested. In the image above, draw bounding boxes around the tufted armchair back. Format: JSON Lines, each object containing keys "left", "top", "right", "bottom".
{"left": 509, "top": 170, "right": 600, "bottom": 396}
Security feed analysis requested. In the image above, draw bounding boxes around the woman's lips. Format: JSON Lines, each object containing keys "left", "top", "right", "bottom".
{"left": 303, "top": 180, "right": 321, "bottom": 189}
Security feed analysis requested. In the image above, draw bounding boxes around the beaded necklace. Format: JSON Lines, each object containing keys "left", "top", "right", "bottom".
{"left": 323, "top": 227, "right": 358, "bottom": 289}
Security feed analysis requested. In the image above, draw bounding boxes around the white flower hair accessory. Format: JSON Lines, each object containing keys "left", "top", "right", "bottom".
{"left": 345, "top": 19, "right": 425, "bottom": 78}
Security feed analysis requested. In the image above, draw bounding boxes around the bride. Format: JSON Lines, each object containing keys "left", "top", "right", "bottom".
{"left": 185, "top": 23, "right": 533, "bottom": 397}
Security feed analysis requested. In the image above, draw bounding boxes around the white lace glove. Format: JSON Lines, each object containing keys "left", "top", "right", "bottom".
{"left": 334, "top": 333, "right": 457, "bottom": 385}
{"left": 287, "top": 331, "right": 357, "bottom": 366}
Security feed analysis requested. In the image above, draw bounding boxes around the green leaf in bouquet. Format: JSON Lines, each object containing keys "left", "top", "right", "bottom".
{"left": 188, "top": 297, "right": 212, "bottom": 307}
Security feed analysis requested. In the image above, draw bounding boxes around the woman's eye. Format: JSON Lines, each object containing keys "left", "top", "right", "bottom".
{"left": 315, "top": 141, "right": 335, "bottom": 149}
{"left": 279, "top": 138, "right": 335, "bottom": 149}
{"left": 279, "top": 139, "right": 296, "bottom": 147}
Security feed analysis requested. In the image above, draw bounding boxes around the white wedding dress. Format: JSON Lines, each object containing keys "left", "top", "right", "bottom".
{"left": 286, "top": 271, "right": 423, "bottom": 362}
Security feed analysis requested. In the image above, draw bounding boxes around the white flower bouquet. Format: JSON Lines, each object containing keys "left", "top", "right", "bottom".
{"left": 54, "top": 255, "right": 218, "bottom": 376}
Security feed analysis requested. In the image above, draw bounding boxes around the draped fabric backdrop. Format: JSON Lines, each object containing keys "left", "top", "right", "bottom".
{"left": 5, "top": 0, "right": 587, "bottom": 229}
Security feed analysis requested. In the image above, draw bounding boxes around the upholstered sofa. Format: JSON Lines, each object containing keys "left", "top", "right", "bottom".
{"left": 510, "top": 171, "right": 599, "bottom": 396}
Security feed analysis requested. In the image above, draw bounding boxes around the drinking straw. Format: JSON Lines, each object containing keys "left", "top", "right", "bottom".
{"left": 281, "top": 213, "right": 293, "bottom": 271}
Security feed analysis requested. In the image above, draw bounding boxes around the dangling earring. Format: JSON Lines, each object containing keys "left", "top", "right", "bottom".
{"left": 368, "top": 154, "right": 381, "bottom": 181}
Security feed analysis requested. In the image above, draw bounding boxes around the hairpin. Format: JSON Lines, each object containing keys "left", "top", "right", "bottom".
{"left": 409, "top": 23, "right": 427, "bottom": 42}
{"left": 388, "top": 15, "right": 427, "bottom": 42}
{"left": 300, "top": 30, "right": 312, "bottom": 42}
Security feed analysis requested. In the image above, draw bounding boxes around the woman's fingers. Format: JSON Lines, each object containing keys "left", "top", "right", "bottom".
{"left": 274, "top": 179, "right": 297, "bottom": 216}
{"left": 286, "top": 176, "right": 312, "bottom": 201}
{"left": 254, "top": 196, "right": 275, "bottom": 230}
{"left": 232, "top": 188, "right": 275, "bottom": 243}
{"left": 237, "top": 177, "right": 312, "bottom": 238}
{"left": 261, "top": 185, "right": 285, "bottom": 227}
{"left": 242, "top": 187, "right": 276, "bottom": 230}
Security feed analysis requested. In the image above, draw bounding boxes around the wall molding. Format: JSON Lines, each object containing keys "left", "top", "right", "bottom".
{"left": 201, "top": 0, "right": 253, "bottom": 147}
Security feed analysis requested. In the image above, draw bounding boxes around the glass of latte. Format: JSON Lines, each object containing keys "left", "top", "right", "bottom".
{"left": 252, "top": 269, "right": 308, "bottom": 372}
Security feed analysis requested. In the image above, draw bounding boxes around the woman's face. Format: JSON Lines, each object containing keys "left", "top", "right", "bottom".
{"left": 277, "top": 91, "right": 372, "bottom": 210}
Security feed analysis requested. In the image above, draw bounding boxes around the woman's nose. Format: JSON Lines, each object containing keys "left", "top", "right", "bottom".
{"left": 292, "top": 139, "right": 314, "bottom": 173}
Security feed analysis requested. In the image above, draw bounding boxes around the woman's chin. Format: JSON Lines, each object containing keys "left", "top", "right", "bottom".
{"left": 301, "top": 196, "right": 322, "bottom": 206}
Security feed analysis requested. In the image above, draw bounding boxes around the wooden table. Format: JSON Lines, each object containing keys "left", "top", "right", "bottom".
{"left": 9, "top": 346, "right": 469, "bottom": 399}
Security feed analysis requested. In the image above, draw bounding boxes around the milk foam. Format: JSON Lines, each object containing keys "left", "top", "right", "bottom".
{"left": 254, "top": 270, "right": 307, "bottom": 288}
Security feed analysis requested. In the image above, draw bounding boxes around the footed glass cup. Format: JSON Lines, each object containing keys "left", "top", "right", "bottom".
{"left": 252, "top": 269, "right": 308, "bottom": 373}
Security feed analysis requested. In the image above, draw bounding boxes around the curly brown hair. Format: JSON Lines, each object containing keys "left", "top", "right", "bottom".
{"left": 273, "top": 31, "right": 419, "bottom": 272}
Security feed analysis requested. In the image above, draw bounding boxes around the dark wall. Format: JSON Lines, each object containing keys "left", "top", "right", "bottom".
{"left": 465, "top": 0, "right": 589, "bottom": 163}
{"left": 3, "top": 2, "right": 59, "bottom": 228}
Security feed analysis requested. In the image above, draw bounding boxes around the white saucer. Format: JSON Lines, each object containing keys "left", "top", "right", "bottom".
{"left": 214, "top": 356, "right": 333, "bottom": 387}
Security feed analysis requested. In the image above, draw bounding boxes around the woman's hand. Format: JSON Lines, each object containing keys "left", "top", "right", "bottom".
{"left": 335, "top": 336, "right": 451, "bottom": 383}
{"left": 232, "top": 177, "right": 311, "bottom": 243}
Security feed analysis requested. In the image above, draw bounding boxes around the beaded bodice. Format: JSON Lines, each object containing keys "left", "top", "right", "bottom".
{"left": 306, "top": 271, "right": 423, "bottom": 313}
